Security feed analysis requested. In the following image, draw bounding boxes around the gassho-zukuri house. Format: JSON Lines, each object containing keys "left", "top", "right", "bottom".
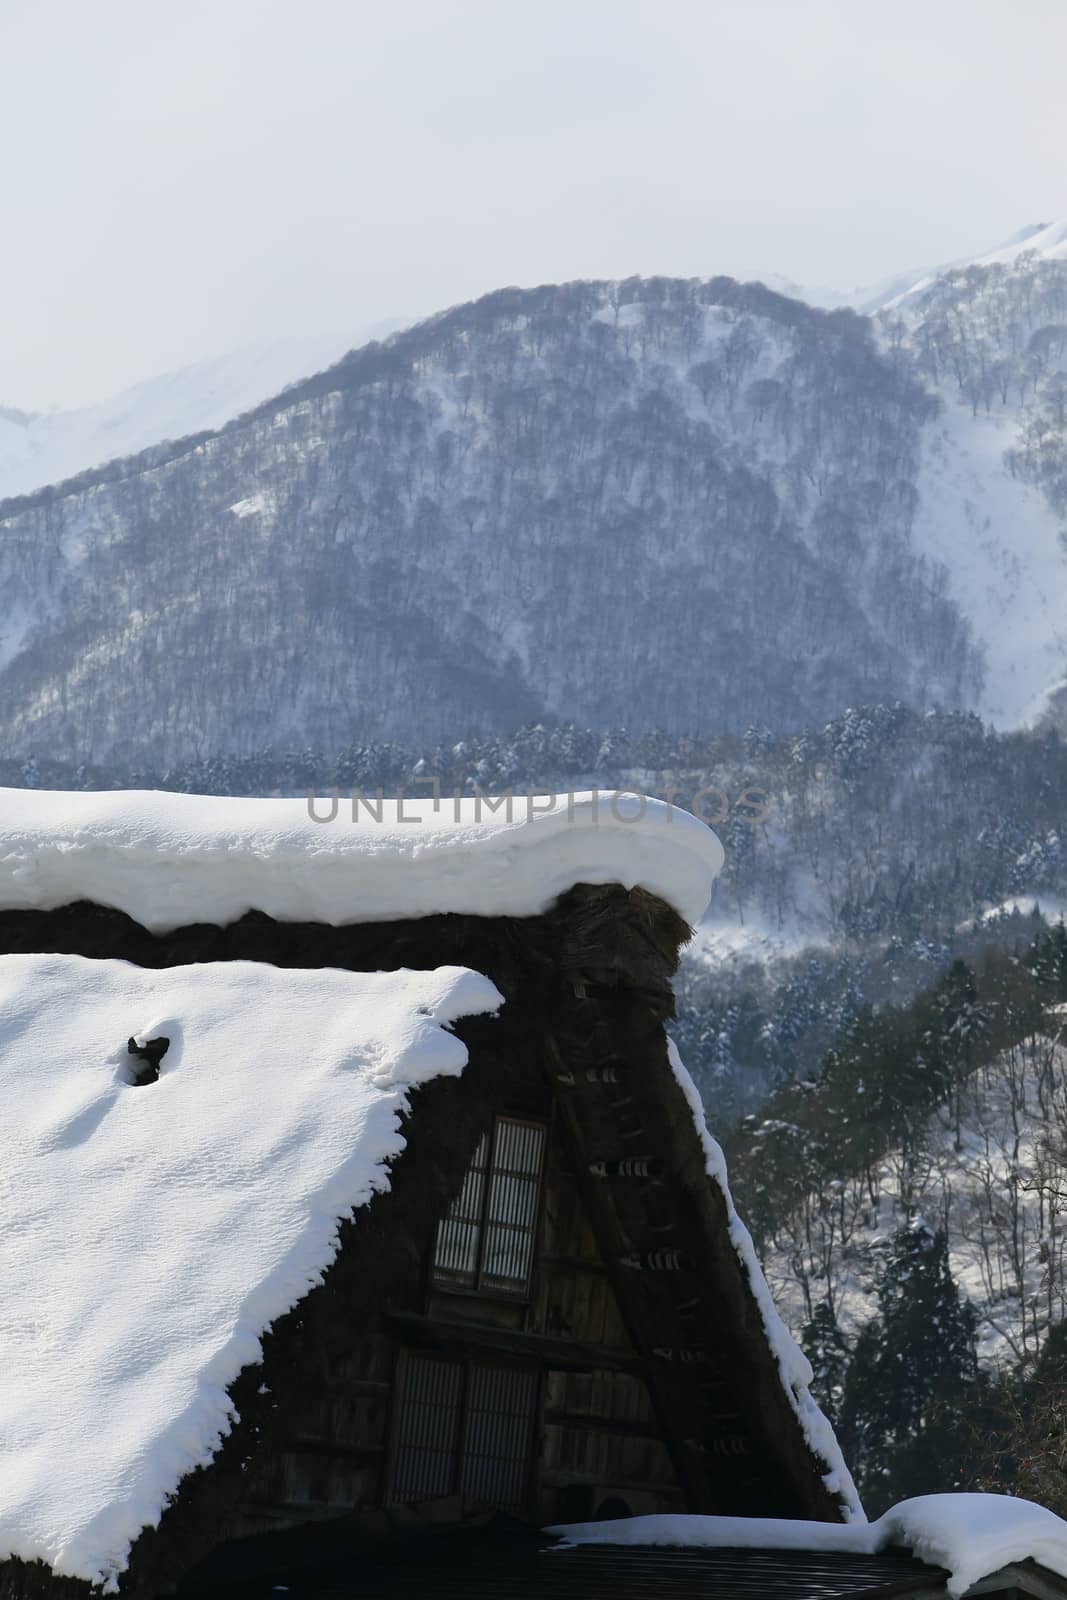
{"left": 2, "top": 788, "right": 1067, "bottom": 1600}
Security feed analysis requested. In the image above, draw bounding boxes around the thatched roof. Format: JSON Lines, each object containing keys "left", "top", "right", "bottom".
{"left": 0, "top": 791, "right": 857, "bottom": 1599}
{"left": 0, "top": 954, "right": 503, "bottom": 1592}
{"left": 0, "top": 787, "right": 723, "bottom": 931}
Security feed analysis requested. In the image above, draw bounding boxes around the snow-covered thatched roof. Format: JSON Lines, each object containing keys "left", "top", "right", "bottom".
{"left": 0, "top": 788, "right": 724, "bottom": 932}
{"left": 0, "top": 787, "right": 865, "bottom": 1594}
{"left": 0, "top": 954, "right": 502, "bottom": 1589}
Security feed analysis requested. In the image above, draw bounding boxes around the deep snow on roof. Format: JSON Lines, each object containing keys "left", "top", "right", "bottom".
{"left": 0, "top": 788, "right": 724, "bottom": 932}
{"left": 0, "top": 953, "right": 501, "bottom": 1588}
{"left": 551, "top": 1493, "right": 1067, "bottom": 1599}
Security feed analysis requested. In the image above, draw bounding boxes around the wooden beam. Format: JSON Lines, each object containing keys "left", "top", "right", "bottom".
{"left": 542, "top": 1408, "right": 665, "bottom": 1441}
{"left": 385, "top": 1309, "right": 645, "bottom": 1375}
{"left": 539, "top": 1252, "right": 610, "bottom": 1277}
{"left": 283, "top": 1439, "right": 386, "bottom": 1463}
{"left": 544, "top": 1041, "right": 722, "bottom": 1511}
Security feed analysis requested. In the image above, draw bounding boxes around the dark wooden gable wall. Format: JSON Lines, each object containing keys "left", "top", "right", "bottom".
{"left": 0, "top": 884, "right": 846, "bottom": 1600}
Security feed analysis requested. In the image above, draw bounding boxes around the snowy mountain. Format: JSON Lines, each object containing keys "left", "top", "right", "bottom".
{"left": 876, "top": 231, "right": 1067, "bottom": 727}
{"left": 0, "top": 277, "right": 981, "bottom": 766}
{"left": 906, "top": 393, "right": 1067, "bottom": 728}
{"left": 1, "top": 230, "right": 1066, "bottom": 765}
{"left": 972, "top": 218, "right": 1067, "bottom": 268}
{"left": 882, "top": 220, "right": 1067, "bottom": 309}
{"left": 0, "top": 324, "right": 400, "bottom": 503}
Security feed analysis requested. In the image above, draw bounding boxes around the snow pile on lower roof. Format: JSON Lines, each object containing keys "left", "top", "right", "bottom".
{"left": 0, "top": 788, "right": 724, "bottom": 932}
{"left": 666, "top": 1039, "right": 863, "bottom": 1522}
{"left": 551, "top": 1493, "right": 1067, "bottom": 1598}
{"left": 0, "top": 953, "right": 501, "bottom": 1590}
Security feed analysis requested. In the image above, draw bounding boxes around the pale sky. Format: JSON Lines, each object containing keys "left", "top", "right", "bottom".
{"left": 2, "top": 0, "right": 1065, "bottom": 409}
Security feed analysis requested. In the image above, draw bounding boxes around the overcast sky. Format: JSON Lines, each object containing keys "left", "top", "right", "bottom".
{"left": 2, "top": 0, "right": 1065, "bottom": 410}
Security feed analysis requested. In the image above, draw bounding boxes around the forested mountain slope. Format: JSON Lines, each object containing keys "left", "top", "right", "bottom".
{"left": 721, "top": 932, "right": 1067, "bottom": 1511}
{"left": 880, "top": 243, "right": 1067, "bottom": 726}
{"left": 0, "top": 277, "right": 979, "bottom": 765}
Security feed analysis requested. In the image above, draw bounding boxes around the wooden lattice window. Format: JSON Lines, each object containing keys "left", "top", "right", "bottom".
{"left": 432, "top": 1116, "right": 545, "bottom": 1295}
{"left": 389, "top": 1351, "right": 538, "bottom": 1511}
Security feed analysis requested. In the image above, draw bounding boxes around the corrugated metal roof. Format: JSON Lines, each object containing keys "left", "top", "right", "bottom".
{"left": 304, "top": 1541, "right": 949, "bottom": 1600}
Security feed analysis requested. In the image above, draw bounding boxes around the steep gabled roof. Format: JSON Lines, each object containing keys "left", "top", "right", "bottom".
{"left": 0, "top": 790, "right": 858, "bottom": 1597}
{"left": 0, "top": 954, "right": 501, "bottom": 1590}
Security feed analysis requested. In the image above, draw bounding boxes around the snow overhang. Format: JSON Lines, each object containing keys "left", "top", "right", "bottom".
{"left": 0, "top": 788, "right": 724, "bottom": 933}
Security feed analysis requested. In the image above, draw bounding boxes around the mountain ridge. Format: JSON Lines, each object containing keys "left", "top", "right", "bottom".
{"left": 0, "top": 322, "right": 406, "bottom": 506}
{"left": 1, "top": 242, "right": 1066, "bottom": 762}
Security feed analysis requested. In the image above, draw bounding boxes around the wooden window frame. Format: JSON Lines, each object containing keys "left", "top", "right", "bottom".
{"left": 432, "top": 1115, "right": 547, "bottom": 1299}
{"left": 385, "top": 1349, "right": 543, "bottom": 1514}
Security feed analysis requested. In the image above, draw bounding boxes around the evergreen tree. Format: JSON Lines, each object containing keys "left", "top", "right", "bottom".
{"left": 802, "top": 1301, "right": 851, "bottom": 1425}
{"left": 1024, "top": 923, "right": 1067, "bottom": 1005}
{"left": 917, "top": 959, "right": 985, "bottom": 1147}
{"left": 992, "top": 1320, "right": 1067, "bottom": 1516}
{"left": 838, "top": 1219, "right": 979, "bottom": 1512}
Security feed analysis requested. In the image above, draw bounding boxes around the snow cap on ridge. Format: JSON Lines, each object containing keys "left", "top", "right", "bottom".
{"left": 0, "top": 787, "right": 724, "bottom": 932}
{"left": 550, "top": 1493, "right": 1067, "bottom": 1598}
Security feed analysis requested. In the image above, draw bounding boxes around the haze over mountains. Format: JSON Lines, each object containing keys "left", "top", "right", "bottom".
{"left": 1, "top": 222, "right": 1065, "bottom": 765}
{"left": 0, "top": 321, "right": 403, "bottom": 505}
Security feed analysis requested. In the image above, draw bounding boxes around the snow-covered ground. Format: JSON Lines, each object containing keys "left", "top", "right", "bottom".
{"left": 0, "top": 323, "right": 400, "bottom": 503}
{"left": 0, "top": 954, "right": 501, "bottom": 1587}
{"left": 691, "top": 909, "right": 830, "bottom": 972}
{"left": 910, "top": 394, "right": 1067, "bottom": 728}
{"left": 693, "top": 855, "right": 835, "bottom": 971}
{"left": 980, "top": 895, "right": 1067, "bottom": 928}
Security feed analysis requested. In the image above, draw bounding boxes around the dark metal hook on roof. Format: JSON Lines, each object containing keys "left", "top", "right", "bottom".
{"left": 126, "top": 1035, "right": 170, "bottom": 1087}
